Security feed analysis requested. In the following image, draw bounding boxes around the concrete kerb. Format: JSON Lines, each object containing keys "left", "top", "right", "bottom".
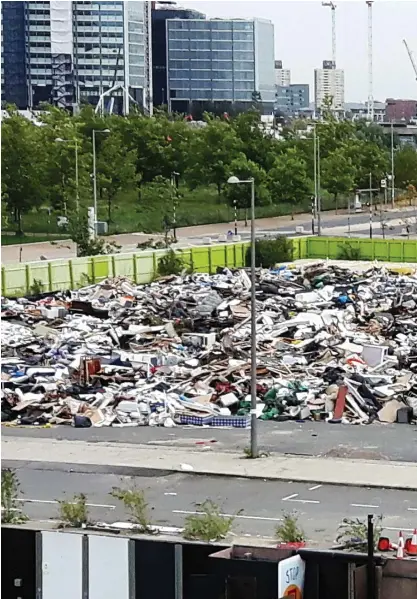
{"left": 3, "top": 437, "right": 417, "bottom": 491}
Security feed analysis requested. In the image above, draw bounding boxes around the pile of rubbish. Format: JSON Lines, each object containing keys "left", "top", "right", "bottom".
{"left": 2, "top": 263, "right": 417, "bottom": 428}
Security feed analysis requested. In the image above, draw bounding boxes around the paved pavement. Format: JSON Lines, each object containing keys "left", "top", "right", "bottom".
{"left": 3, "top": 436, "right": 417, "bottom": 489}
{"left": 3, "top": 419, "right": 416, "bottom": 462}
{"left": 3, "top": 206, "right": 416, "bottom": 264}
{"left": 5, "top": 461, "right": 417, "bottom": 546}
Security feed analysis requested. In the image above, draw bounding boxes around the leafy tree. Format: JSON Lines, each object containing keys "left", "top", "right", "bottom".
{"left": 97, "top": 132, "right": 139, "bottom": 224}
{"left": 268, "top": 149, "right": 312, "bottom": 206}
{"left": 1, "top": 109, "right": 45, "bottom": 234}
{"left": 394, "top": 145, "right": 417, "bottom": 189}
{"left": 321, "top": 147, "right": 356, "bottom": 212}
{"left": 223, "top": 154, "right": 270, "bottom": 224}
{"left": 186, "top": 118, "right": 242, "bottom": 196}
{"left": 346, "top": 140, "right": 389, "bottom": 190}
{"left": 232, "top": 110, "right": 278, "bottom": 170}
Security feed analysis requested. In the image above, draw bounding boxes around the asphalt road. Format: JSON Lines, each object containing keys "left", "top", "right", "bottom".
{"left": 3, "top": 420, "right": 417, "bottom": 463}
{"left": 4, "top": 461, "right": 417, "bottom": 546}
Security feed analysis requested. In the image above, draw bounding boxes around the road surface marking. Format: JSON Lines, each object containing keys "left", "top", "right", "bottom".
{"left": 172, "top": 510, "right": 282, "bottom": 522}
{"left": 282, "top": 493, "right": 299, "bottom": 501}
{"left": 407, "top": 508, "right": 417, "bottom": 512}
{"left": 164, "top": 493, "right": 177, "bottom": 496}
{"left": 289, "top": 499, "right": 320, "bottom": 504}
{"left": 308, "top": 485, "right": 322, "bottom": 491}
{"left": 350, "top": 504, "right": 379, "bottom": 509}
{"left": 384, "top": 527, "right": 415, "bottom": 533}
{"left": 16, "top": 498, "right": 115, "bottom": 509}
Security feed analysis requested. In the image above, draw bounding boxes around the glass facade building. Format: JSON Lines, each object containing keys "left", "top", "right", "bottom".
{"left": 1, "top": 0, "right": 151, "bottom": 113}
{"left": 275, "top": 84, "right": 310, "bottom": 115}
{"left": 166, "top": 18, "right": 275, "bottom": 114}
{"left": 1, "top": 2, "right": 28, "bottom": 108}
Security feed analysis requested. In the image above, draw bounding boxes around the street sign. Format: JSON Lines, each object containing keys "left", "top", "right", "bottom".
{"left": 381, "top": 179, "right": 387, "bottom": 188}
{"left": 278, "top": 555, "right": 305, "bottom": 598}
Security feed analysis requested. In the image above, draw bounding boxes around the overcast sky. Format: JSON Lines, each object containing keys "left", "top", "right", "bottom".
{"left": 180, "top": 0, "right": 417, "bottom": 103}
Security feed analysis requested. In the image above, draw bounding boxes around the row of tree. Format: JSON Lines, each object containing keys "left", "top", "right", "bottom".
{"left": 2, "top": 103, "right": 417, "bottom": 233}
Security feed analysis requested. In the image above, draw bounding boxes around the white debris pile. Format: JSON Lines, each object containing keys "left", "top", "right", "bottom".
{"left": 2, "top": 263, "right": 417, "bottom": 428}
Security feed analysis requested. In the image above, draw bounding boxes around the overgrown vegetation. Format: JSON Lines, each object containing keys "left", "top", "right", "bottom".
{"left": 157, "top": 249, "right": 185, "bottom": 277}
{"left": 336, "top": 516, "right": 383, "bottom": 552}
{"left": 1, "top": 469, "right": 28, "bottom": 524}
{"left": 58, "top": 493, "right": 90, "bottom": 528}
{"left": 69, "top": 216, "right": 121, "bottom": 257}
{"left": 110, "top": 486, "right": 153, "bottom": 532}
{"left": 28, "top": 279, "right": 44, "bottom": 296}
{"left": 3, "top": 103, "right": 411, "bottom": 238}
{"left": 275, "top": 512, "right": 306, "bottom": 544}
{"left": 337, "top": 243, "right": 362, "bottom": 261}
{"left": 183, "top": 500, "right": 237, "bottom": 542}
{"left": 246, "top": 236, "right": 293, "bottom": 268}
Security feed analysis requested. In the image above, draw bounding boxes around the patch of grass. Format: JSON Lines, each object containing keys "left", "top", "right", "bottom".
{"left": 110, "top": 486, "right": 153, "bottom": 532}
{"left": 157, "top": 249, "right": 185, "bottom": 277}
{"left": 1, "top": 469, "right": 28, "bottom": 524}
{"left": 28, "top": 279, "right": 44, "bottom": 296}
{"left": 58, "top": 493, "right": 89, "bottom": 528}
{"left": 336, "top": 516, "right": 383, "bottom": 552}
{"left": 183, "top": 500, "right": 238, "bottom": 542}
{"left": 275, "top": 512, "right": 305, "bottom": 543}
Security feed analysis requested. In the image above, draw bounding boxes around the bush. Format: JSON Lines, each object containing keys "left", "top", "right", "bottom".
{"left": 110, "top": 486, "right": 153, "bottom": 532}
{"left": 183, "top": 500, "right": 238, "bottom": 542}
{"left": 337, "top": 243, "right": 361, "bottom": 261}
{"left": 275, "top": 512, "right": 305, "bottom": 543}
{"left": 58, "top": 493, "right": 89, "bottom": 528}
{"left": 246, "top": 236, "right": 293, "bottom": 268}
{"left": 157, "top": 249, "right": 184, "bottom": 276}
{"left": 1, "top": 469, "right": 28, "bottom": 524}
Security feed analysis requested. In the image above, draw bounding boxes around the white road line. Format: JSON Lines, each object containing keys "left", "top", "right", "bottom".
{"left": 384, "top": 527, "right": 415, "bottom": 533}
{"left": 308, "top": 485, "right": 322, "bottom": 491}
{"left": 407, "top": 508, "right": 417, "bottom": 512}
{"left": 172, "top": 510, "right": 282, "bottom": 522}
{"left": 350, "top": 504, "right": 379, "bottom": 509}
{"left": 289, "top": 499, "right": 320, "bottom": 504}
{"left": 282, "top": 493, "right": 299, "bottom": 501}
{"left": 16, "top": 498, "right": 115, "bottom": 509}
{"left": 164, "top": 493, "right": 178, "bottom": 496}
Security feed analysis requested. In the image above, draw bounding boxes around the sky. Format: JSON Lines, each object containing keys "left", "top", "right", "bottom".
{"left": 180, "top": 0, "right": 417, "bottom": 103}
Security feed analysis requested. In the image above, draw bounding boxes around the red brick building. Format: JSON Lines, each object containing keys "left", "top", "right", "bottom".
{"left": 385, "top": 98, "right": 417, "bottom": 123}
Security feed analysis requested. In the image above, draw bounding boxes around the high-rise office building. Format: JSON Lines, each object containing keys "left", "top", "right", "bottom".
{"left": 166, "top": 17, "right": 275, "bottom": 114}
{"left": 274, "top": 60, "right": 290, "bottom": 87}
{"left": 1, "top": 1, "right": 152, "bottom": 113}
{"left": 314, "top": 60, "right": 344, "bottom": 113}
{"left": 275, "top": 84, "right": 309, "bottom": 115}
{"left": 151, "top": 1, "right": 205, "bottom": 107}
{"left": 1, "top": 1, "right": 27, "bottom": 108}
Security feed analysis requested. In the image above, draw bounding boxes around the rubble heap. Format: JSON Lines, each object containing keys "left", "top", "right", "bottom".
{"left": 2, "top": 263, "right": 417, "bottom": 428}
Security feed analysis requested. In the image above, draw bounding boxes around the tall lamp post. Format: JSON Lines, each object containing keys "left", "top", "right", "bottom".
{"left": 55, "top": 137, "right": 80, "bottom": 213}
{"left": 92, "top": 128, "right": 110, "bottom": 235}
{"left": 227, "top": 176, "right": 258, "bottom": 458}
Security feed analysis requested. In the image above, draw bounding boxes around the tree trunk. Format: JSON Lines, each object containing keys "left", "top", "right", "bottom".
{"left": 217, "top": 182, "right": 222, "bottom": 201}
{"left": 335, "top": 193, "right": 338, "bottom": 215}
{"left": 107, "top": 195, "right": 111, "bottom": 225}
{"left": 16, "top": 208, "right": 23, "bottom": 236}
{"left": 244, "top": 209, "right": 248, "bottom": 227}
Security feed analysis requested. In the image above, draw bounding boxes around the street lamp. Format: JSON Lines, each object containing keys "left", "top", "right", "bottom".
{"left": 92, "top": 128, "right": 110, "bottom": 235}
{"left": 55, "top": 137, "right": 79, "bottom": 213}
{"left": 171, "top": 171, "right": 180, "bottom": 241}
{"left": 227, "top": 175, "right": 258, "bottom": 458}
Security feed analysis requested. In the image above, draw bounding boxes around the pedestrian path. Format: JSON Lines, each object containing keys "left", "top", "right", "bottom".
{"left": 3, "top": 436, "right": 416, "bottom": 490}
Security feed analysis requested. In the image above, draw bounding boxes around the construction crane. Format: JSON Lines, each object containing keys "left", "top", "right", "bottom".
{"left": 403, "top": 39, "right": 417, "bottom": 82}
{"left": 322, "top": 2, "right": 337, "bottom": 68}
{"left": 366, "top": 1, "right": 374, "bottom": 121}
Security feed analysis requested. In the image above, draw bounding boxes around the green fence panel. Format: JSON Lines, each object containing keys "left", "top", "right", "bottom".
{"left": 135, "top": 253, "right": 156, "bottom": 284}
{"left": 403, "top": 241, "right": 417, "bottom": 262}
{"left": 92, "top": 255, "right": 111, "bottom": 282}
{"left": 191, "top": 246, "right": 210, "bottom": 273}
{"left": 177, "top": 249, "right": 193, "bottom": 272}
{"left": 71, "top": 258, "right": 93, "bottom": 287}
{"left": 112, "top": 254, "right": 135, "bottom": 279}
{"left": 27, "top": 263, "right": 50, "bottom": 293}
{"left": 49, "top": 260, "right": 72, "bottom": 292}
{"left": 3, "top": 264, "right": 27, "bottom": 296}
{"left": 373, "top": 241, "right": 389, "bottom": 261}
